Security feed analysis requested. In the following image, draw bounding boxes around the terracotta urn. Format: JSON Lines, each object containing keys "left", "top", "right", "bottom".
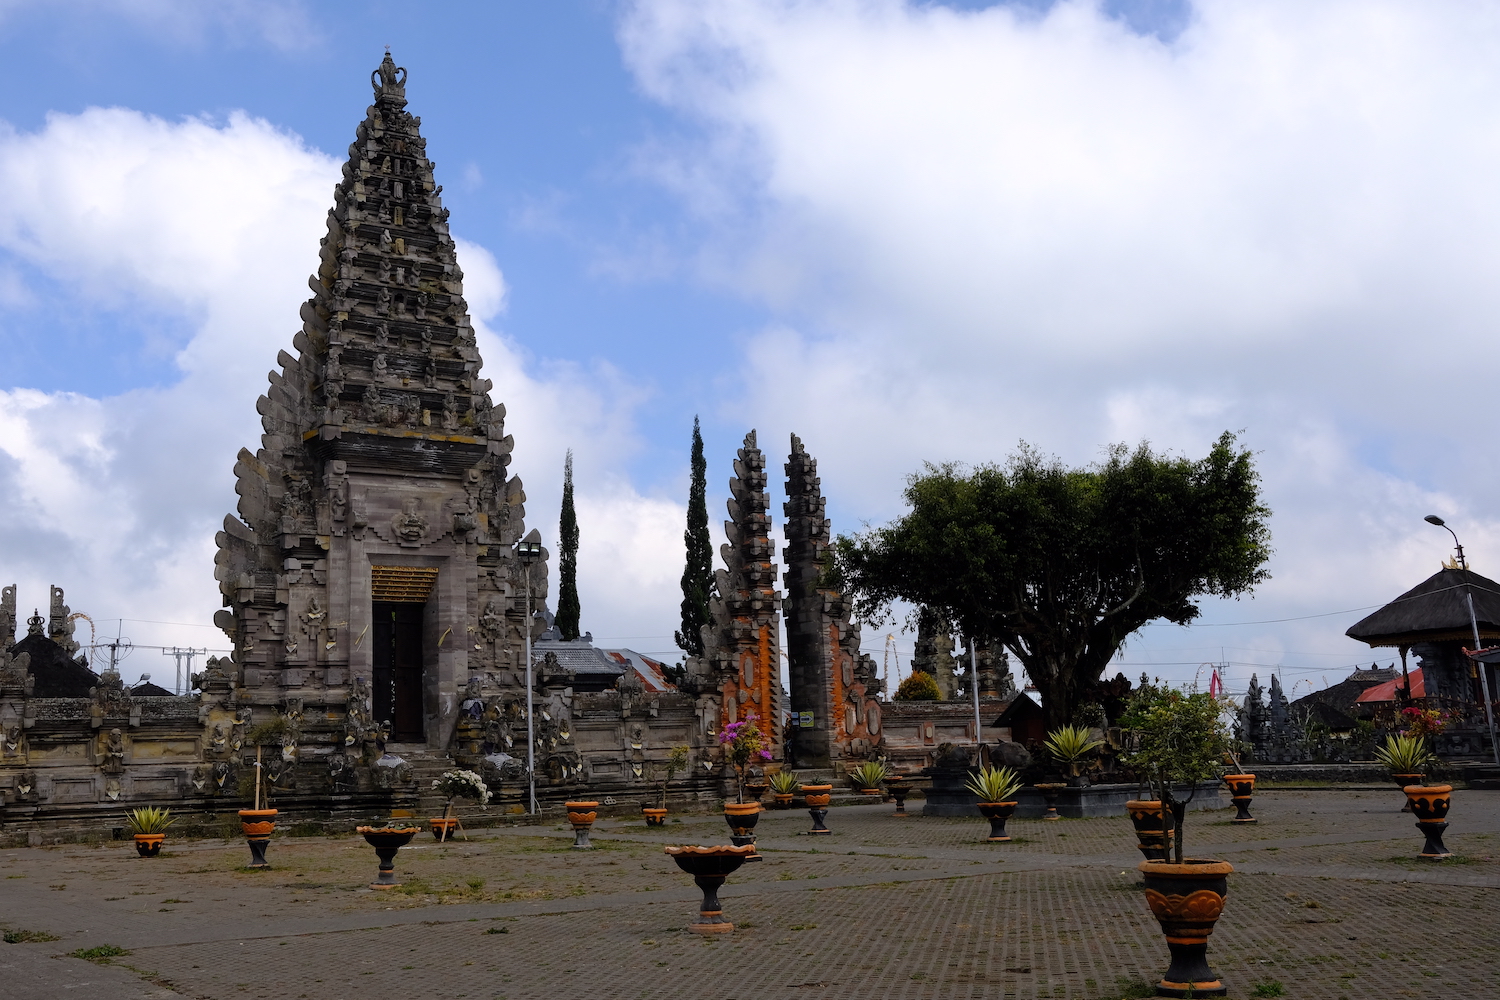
{"left": 886, "top": 775, "right": 910, "bottom": 817}
{"left": 357, "top": 825, "right": 419, "bottom": 889}
{"left": 237, "top": 808, "right": 278, "bottom": 869}
{"left": 566, "top": 800, "right": 600, "bottom": 850}
{"left": 1222, "top": 773, "right": 1256, "bottom": 824}
{"left": 1034, "top": 782, "right": 1066, "bottom": 821}
{"left": 1127, "top": 800, "right": 1174, "bottom": 862}
{"left": 976, "top": 801, "right": 1018, "bottom": 842}
{"left": 772, "top": 792, "right": 795, "bottom": 809}
{"left": 133, "top": 833, "right": 164, "bottom": 858}
{"left": 429, "top": 816, "right": 459, "bottom": 841}
{"left": 743, "top": 782, "right": 769, "bottom": 803}
{"left": 664, "top": 844, "right": 756, "bottom": 934}
{"left": 642, "top": 806, "right": 668, "bottom": 827}
{"left": 1403, "top": 784, "right": 1453, "bottom": 859}
{"left": 801, "top": 784, "right": 833, "bottom": 835}
{"left": 1139, "top": 858, "right": 1234, "bottom": 997}
{"left": 723, "top": 802, "right": 762, "bottom": 854}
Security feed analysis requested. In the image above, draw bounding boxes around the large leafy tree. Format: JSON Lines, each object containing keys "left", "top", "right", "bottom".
{"left": 675, "top": 417, "right": 715, "bottom": 657}
{"left": 834, "top": 433, "right": 1271, "bottom": 729}
{"left": 556, "top": 449, "right": 581, "bottom": 641}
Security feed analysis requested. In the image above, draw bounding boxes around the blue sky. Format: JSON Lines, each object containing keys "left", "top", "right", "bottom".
{"left": 5, "top": 0, "right": 1500, "bottom": 701}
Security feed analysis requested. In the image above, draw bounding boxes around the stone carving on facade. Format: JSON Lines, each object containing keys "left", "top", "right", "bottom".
{"left": 0, "top": 584, "right": 15, "bottom": 646}
{"left": 48, "top": 585, "right": 80, "bottom": 656}
{"left": 97, "top": 727, "right": 127, "bottom": 773}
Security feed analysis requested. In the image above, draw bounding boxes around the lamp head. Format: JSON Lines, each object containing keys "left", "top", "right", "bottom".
{"left": 1425, "top": 515, "right": 1446, "bottom": 527}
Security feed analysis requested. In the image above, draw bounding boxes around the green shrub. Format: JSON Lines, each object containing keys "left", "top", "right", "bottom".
{"left": 896, "top": 671, "right": 940, "bottom": 701}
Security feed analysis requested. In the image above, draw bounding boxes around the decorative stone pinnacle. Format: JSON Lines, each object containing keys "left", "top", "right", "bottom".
{"left": 372, "top": 51, "right": 407, "bottom": 101}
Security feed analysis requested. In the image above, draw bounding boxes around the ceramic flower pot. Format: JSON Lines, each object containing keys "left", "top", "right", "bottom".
{"left": 772, "top": 792, "right": 794, "bottom": 809}
{"left": 642, "top": 807, "right": 668, "bottom": 827}
{"left": 976, "top": 801, "right": 1018, "bottom": 842}
{"left": 801, "top": 784, "right": 833, "bottom": 835}
{"left": 1138, "top": 858, "right": 1234, "bottom": 998}
{"left": 664, "top": 844, "right": 757, "bottom": 934}
{"left": 429, "top": 816, "right": 459, "bottom": 841}
{"left": 743, "top": 782, "right": 769, "bottom": 803}
{"left": 1222, "top": 774, "right": 1256, "bottom": 824}
{"left": 357, "top": 825, "right": 419, "bottom": 889}
{"left": 723, "top": 802, "right": 762, "bottom": 851}
{"left": 238, "top": 808, "right": 278, "bottom": 869}
{"left": 566, "top": 800, "right": 600, "bottom": 850}
{"left": 1127, "top": 800, "right": 1174, "bottom": 862}
{"left": 1035, "top": 782, "right": 1066, "bottom": 821}
{"left": 133, "top": 833, "right": 164, "bottom": 858}
{"left": 886, "top": 775, "right": 910, "bottom": 817}
{"left": 1403, "top": 784, "right": 1453, "bottom": 859}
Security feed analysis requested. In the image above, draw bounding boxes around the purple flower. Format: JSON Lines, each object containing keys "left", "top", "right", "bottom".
{"left": 757, "top": 749, "right": 773, "bottom": 761}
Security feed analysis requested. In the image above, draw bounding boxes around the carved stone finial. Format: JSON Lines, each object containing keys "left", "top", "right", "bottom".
{"left": 26, "top": 609, "right": 44, "bottom": 637}
{"left": 372, "top": 51, "right": 407, "bottom": 100}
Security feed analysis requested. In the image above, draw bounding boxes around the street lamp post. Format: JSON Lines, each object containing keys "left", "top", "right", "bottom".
{"left": 1424, "top": 515, "right": 1500, "bottom": 766}
{"left": 967, "top": 638, "right": 982, "bottom": 747}
{"left": 515, "top": 539, "right": 543, "bottom": 814}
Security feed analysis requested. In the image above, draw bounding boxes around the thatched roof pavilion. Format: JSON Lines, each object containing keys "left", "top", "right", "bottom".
{"left": 1346, "top": 567, "right": 1500, "bottom": 648}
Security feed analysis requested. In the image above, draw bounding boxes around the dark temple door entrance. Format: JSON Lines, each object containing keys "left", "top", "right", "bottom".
{"left": 372, "top": 601, "right": 425, "bottom": 741}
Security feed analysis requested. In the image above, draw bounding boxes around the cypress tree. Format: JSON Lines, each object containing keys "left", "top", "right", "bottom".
{"left": 675, "top": 417, "right": 714, "bottom": 656}
{"left": 556, "top": 449, "right": 581, "bottom": 641}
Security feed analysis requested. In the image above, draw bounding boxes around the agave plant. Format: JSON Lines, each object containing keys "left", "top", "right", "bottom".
{"left": 1044, "top": 724, "right": 1106, "bottom": 770}
{"left": 768, "top": 770, "right": 800, "bottom": 795}
{"left": 964, "top": 765, "right": 1023, "bottom": 803}
{"left": 849, "top": 760, "right": 890, "bottom": 789}
{"left": 1374, "top": 733, "right": 1433, "bottom": 774}
{"left": 125, "top": 806, "right": 175, "bottom": 835}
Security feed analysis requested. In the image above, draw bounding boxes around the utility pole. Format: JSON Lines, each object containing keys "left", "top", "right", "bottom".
{"left": 162, "top": 647, "right": 206, "bottom": 694}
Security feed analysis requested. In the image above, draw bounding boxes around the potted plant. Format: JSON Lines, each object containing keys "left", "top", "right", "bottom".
{"left": 125, "top": 806, "right": 174, "bottom": 857}
{"left": 1221, "top": 750, "right": 1257, "bottom": 824}
{"left": 768, "top": 769, "right": 799, "bottom": 809}
{"left": 645, "top": 745, "right": 690, "bottom": 826}
{"left": 1119, "top": 683, "right": 1238, "bottom": 998}
{"left": 430, "top": 769, "right": 491, "bottom": 842}
{"left": 964, "top": 764, "right": 1023, "bottom": 842}
{"left": 238, "top": 721, "right": 287, "bottom": 869}
{"left": 849, "top": 760, "right": 889, "bottom": 797}
{"left": 1375, "top": 728, "right": 1434, "bottom": 812}
{"left": 720, "top": 714, "right": 772, "bottom": 849}
{"left": 1043, "top": 724, "right": 1105, "bottom": 786}
{"left": 1386, "top": 709, "right": 1454, "bottom": 857}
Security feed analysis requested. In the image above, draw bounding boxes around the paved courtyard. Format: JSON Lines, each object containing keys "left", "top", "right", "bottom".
{"left": 0, "top": 788, "right": 1496, "bottom": 1000}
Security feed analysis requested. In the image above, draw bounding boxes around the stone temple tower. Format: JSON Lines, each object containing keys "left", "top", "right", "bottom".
{"left": 214, "top": 53, "right": 547, "bottom": 752}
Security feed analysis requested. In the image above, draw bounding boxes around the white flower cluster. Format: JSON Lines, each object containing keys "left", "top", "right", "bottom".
{"left": 433, "top": 768, "right": 491, "bottom": 805}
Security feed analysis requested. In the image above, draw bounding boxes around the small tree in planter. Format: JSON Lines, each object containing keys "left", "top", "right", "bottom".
{"left": 1119, "top": 684, "right": 1235, "bottom": 862}
{"left": 1118, "top": 682, "right": 1240, "bottom": 997}
{"left": 645, "top": 745, "right": 691, "bottom": 824}
{"left": 719, "top": 715, "right": 773, "bottom": 804}
{"left": 431, "top": 769, "right": 491, "bottom": 842}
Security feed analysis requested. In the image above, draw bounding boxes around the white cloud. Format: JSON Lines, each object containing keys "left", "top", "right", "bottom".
{"left": 620, "top": 0, "right": 1500, "bottom": 689}
{"left": 0, "top": 107, "right": 683, "bottom": 676}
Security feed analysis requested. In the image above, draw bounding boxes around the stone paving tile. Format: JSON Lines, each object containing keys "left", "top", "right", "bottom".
{"left": 0, "top": 790, "right": 1495, "bottom": 1000}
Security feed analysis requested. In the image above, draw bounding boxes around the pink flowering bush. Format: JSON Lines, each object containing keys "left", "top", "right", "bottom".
{"left": 720, "top": 714, "right": 774, "bottom": 803}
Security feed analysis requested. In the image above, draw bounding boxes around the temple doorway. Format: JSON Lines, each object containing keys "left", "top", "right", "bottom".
{"left": 372, "top": 601, "right": 425, "bottom": 741}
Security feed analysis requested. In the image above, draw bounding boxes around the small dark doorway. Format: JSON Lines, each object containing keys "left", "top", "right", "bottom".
{"left": 372, "top": 601, "right": 425, "bottom": 741}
